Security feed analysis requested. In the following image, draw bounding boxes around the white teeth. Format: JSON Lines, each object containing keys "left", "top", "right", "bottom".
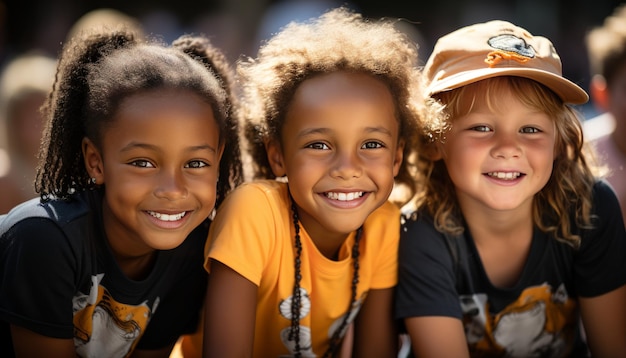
{"left": 148, "top": 211, "right": 186, "bottom": 221}
{"left": 325, "top": 192, "right": 364, "bottom": 201}
{"left": 487, "top": 172, "right": 521, "bottom": 180}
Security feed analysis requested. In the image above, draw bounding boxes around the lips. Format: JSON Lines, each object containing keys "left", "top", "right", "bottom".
{"left": 147, "top": 210, "right": 187, "bottom": 221}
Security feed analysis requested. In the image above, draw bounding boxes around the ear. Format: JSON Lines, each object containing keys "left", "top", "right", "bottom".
{"left": 590, "top": 74, "right": 609, "bottom": 113}
{"left": 266, "top": 139, "right": 287, "bottom": 177}
{"left": 82, "top": 137, "right": 104, "bottom": 185}
{"left": 392, "top": 140, "right": 405, "bottom": 177}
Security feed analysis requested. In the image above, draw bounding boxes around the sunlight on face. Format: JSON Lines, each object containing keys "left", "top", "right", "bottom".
{"left": 271, "top": 72, "right": 403, "bottom": 242}
{"left": 97, "top": 88, "right": 223, "bottom": 257}
{"left": 440, "top": 87, "right": 556, "bottom": 217}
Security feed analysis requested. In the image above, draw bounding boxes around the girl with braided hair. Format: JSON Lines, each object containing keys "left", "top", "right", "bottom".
{"left": 0, "top": 25, "right": 243, "bottom": 357}
{"left": 200, "top": 7, "right": 435, "bottom": 357}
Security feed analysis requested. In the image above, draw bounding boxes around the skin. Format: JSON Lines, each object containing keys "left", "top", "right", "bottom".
{"left": 203, "top": 71, "right": 402, "bottom": 357}
{"left": 10, "top": 88, "right": 223, "bottom": 357}
{"left": 579, "top": 285, "right": 626, "bottom": 357}
{"left": 441, "top": 89, "right": 555, "bottom": 289}
{"left": 406, "top": 86, "right": 626, "bottom": 357}
{"left": 85, "top": 88, "right": 223, "bottom": 279}
{"left": 407, "top": 88, "right": 556, "bottom": 357}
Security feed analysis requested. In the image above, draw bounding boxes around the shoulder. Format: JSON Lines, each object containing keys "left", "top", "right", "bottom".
{"left": 210, "top": 179, "right": 290, "bottom": 237}
{"left": 591, "top": 180, "right": 621, "bottom": 213}
{"left": 401, "top": 209, "right": 439, "bottom": 236}
{"left": 398, "top": 209, "right": 452, "bottom": 254}
{"left": 361, "top": 201, "right": 401, "bottom": 240}
{"left": 365, "top": 200, "right": 400, "bottom": 224}
{"left": 577, "top": 180, "right": 625, "bottom": 248}
{"left": 224, "top": 179, "right": 287, "bottom": 205}
{"left": 215, "top": 179, "right": 289, "bottom": 220}
{"left": 0, "top": 191, "right": 96, "bottom": 237}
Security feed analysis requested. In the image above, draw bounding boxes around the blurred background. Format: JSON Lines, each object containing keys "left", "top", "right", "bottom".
{"left": 0, "top": 0, "right": 623, "bottom": 203}
{"left": 3, "top": 0, "right": 624, "bottom": 100}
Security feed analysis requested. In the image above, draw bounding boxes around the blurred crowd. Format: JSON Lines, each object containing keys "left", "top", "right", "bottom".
{"left": 0, "top": 0, "right": 624, "bottom": 214}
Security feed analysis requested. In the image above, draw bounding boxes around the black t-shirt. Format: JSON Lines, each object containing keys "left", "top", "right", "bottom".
{"left": 0, "top": 189, "right": 208, "bottom": 356}
{"left": 396, "top": 181, "right": 626, "bottom": 357}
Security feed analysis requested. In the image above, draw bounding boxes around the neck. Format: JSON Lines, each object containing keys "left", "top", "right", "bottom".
{"left": 312, "top": 233, "right": 349, "bottom": 261}
{"left": 465, "top": 207, "right": 533, "bottom": 246}
{"left": 115, "top": 251, "right": 157, "bottom": 281}
{"left": 289, "top": 204, "right": 353, "bottom": 261}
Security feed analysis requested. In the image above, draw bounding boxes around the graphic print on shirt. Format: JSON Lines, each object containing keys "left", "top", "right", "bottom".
{"left": 460, "top": 283, "right": 577, "bottom": 357}
{"left": 72, "top": 274, "right": 155, "bottom": 357}
{"left": 278, "top": 287, "right": 365, "bottom": 357}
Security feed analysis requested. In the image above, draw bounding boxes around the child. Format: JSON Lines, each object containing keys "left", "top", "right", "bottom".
{"left": 0, "top": 52, "right": 57, "bottom": 213}
{"left": 584, "top": 4, "right": 626, "bottom": 224}
{"left": 0, "top": 26, "right": 243, "bottom": 357}
{"left": 395, "top": 20, "right": 626, "bottom": 357}
{"left": 201, "top": 7, "right": 432, "bottom": 357}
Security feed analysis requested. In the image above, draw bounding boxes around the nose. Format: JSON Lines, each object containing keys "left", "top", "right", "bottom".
{"left": 154, "top": 169, "right": 188, "bottom": 200}
{"left": 490, "top": 131, "right": 522, "bottom": 159}
{"left": 329, "top": 149, "right": 363, "bottom": 180}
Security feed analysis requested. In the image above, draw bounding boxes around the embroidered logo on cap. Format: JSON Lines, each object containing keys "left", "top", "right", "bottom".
{"left": 485, "top": 34, "right": 535, "bottom": 67}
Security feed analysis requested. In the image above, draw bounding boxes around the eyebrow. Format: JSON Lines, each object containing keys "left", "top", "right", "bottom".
{"left": 120, "top": 142, "right": 218, "bottom": 154}
{"left": 297, "top": 126, "right": 394, "bottom": 138}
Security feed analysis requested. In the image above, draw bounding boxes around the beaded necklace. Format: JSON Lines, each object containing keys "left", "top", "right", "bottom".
{"left": 289, "top": 196, "right": 362, "bottom": 357}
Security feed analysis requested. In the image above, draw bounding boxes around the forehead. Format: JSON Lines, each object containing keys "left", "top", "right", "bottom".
{"left": 294, "top": 71, "right": 392, "bottom": 102}
{"left": 102, "top": 88, "right": 219, "bottom": 144}
{"left": 284, "top": 71, "right": 397, "bottom": 130}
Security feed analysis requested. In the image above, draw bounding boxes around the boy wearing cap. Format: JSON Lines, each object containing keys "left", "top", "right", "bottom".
{"left": 396, "top": 20, "right": 626, "bottom": 357}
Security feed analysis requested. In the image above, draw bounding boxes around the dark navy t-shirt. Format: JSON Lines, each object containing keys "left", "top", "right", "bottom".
{"left": 396, "top": 181, "right": 626, "bottom": 357}
{"left": 0, "top": 190, "right": 208, "bottom": 356}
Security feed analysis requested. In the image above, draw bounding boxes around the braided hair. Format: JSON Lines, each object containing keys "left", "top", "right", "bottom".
{"left": 289, "top": 196, "right": 362, "bottom": 357}
{"left": 36, "top": 26, "right": 243, "bottom": 206}
{"left": 237, "top": 7, "right": 428, "bottom": 354}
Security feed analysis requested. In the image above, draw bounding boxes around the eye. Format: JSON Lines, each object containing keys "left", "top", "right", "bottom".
{"left": 130, "top": 160, "right": 155, "bottom": 168}
{"left": 306, "top": 142, "right": 330, "bottom": 150}
{"left": 362, "top": 141, "right": 384, "bottom": 149}
{"left": 520, "top": 126, "right": 540, "bottom": 133}
{"left": 185, "top": 160, "right": 209, "bottom": 168}
{"left": 470, "top": 125, "right": 491, "bottom": 132}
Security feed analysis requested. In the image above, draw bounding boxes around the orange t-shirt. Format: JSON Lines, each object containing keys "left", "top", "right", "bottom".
{"left": 205, "top": 180, "right": 400, "bottom": 357}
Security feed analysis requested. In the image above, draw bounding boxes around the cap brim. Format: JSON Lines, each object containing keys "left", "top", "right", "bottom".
{"left": 427, "top": 67, "right": 589, "bottom": 105}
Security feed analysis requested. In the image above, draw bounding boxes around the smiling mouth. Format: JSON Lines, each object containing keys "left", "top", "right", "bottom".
{"left": 147, "top": 211, "right": 187, "bottom": 221}
{"left": 486, "top": 171, "right": 523, "bottom": 180}
{"left": 325, "top": 191, "right": 364, "bottom": 201}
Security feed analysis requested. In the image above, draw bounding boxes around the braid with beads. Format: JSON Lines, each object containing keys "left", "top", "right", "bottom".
{"left": 289, "top": 196, "right": 362, "bottom": 357}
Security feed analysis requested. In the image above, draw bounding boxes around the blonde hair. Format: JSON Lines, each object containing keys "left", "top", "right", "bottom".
{"left": 418, "top": 76, "right": 598, "bottom": 248}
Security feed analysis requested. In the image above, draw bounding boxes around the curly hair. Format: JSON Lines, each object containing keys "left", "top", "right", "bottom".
{"left": 238, "top": 6, "right": 437, "bottom": 205}
{"left": 36, "top": 26, "right": 243, "bottom": 207}
{"left": 418, "top": 76, "right": 597, "bottom": 248}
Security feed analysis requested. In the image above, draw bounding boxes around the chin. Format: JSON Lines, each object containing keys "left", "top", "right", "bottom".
{"left": 149, "top": 237, "right": 187, "bottom": 251}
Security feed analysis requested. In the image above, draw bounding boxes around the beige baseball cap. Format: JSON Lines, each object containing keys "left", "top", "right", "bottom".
{"left": 424, "top": 20, "right": 589, "bottom": 104}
